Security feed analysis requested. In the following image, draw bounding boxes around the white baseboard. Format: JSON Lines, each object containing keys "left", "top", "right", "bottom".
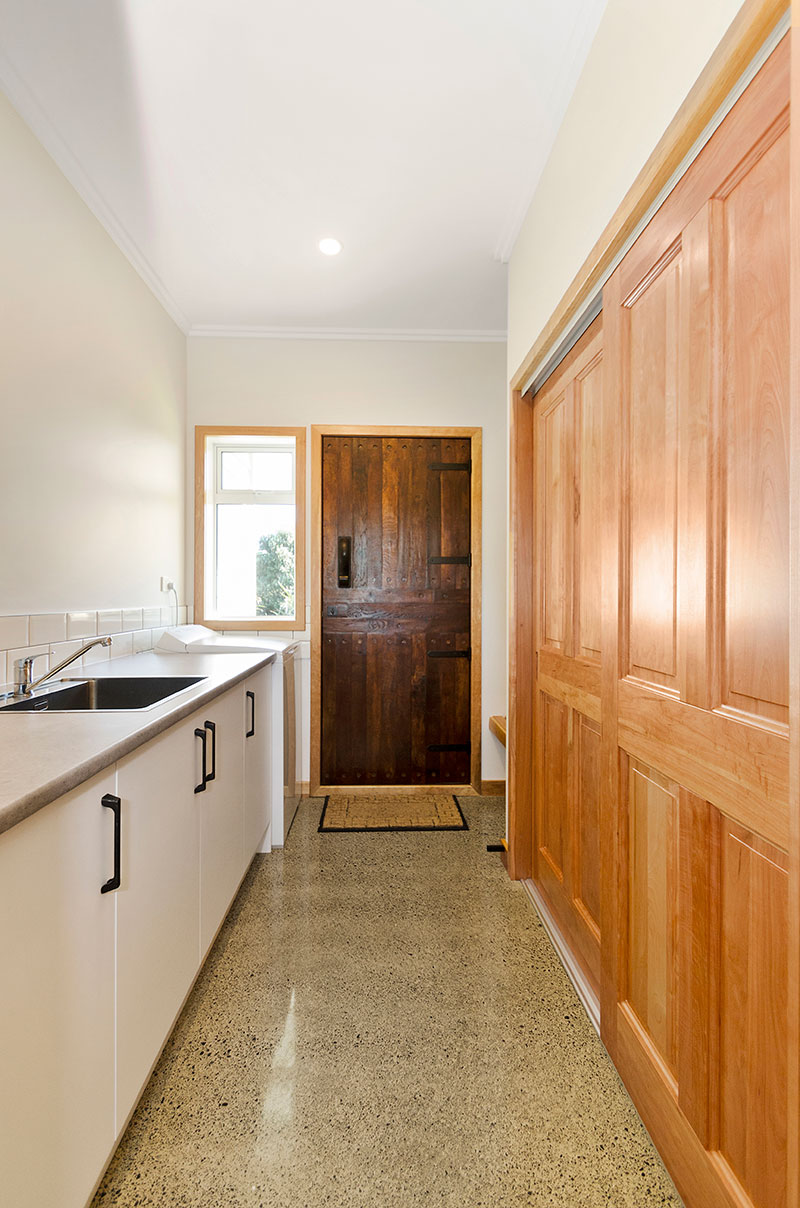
{"left": 522, "top": 879, "right": 600, "bottom": 1036}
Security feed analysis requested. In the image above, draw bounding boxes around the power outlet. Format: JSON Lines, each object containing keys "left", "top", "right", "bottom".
{"left": 160, "top": 576, "right": 171, "bottom": 592}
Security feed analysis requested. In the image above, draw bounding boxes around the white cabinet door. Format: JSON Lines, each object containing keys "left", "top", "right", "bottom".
{"left": 199, "top": 684, "right": 246, "bottom": 956}
{"left": 115, "top": 717, "right": 201, "bottom": 1128}
{"left": 0, "top": 770, "right": 116, "bottom": 1208}
{"left": 244, "top": 663, "right": 272, "bottom": 859}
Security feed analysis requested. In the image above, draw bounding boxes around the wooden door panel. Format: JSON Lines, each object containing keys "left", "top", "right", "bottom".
{"left": 532, "top": 318, "right": 604, "bottom": 995}
{"left": 600, "top": 40, "right": 791, "bottom": 1208}
{"left": 625, "top": 758, "right": 680, "bottom": 1076}
{"left": 537, "top": 648, "right": 601, "bottom": 722}
{"left": 540, "top": 393, "right": 571, "bottom": 653}
{"left": 720, "top": 126, "right": 790, "bottom": 726}
{"left": 322, "top": 437, "right": 345, "bottom": 594}
{"left": 405, "top": 441, "right": 428, "bottom": 591}
{"left": 321, "top": 634, "right": 368, "bottom": 783}
{"left": 321, "top": 436, "right": 471, "bottom": 786}
{"left": 382, "top": 437, "right": 436, "bottom": 592}
{"left": 425, "top": 628, "right": 471, "bottom": 784}
{"left": 624, "top": 245, "right": 681, "bottom": 693}
{"left": 617, "top": 679, "right": 788, "bottom": 851}
{"left": 534, "top": 697, "right": 602, "bottom": 990}
{"left": 351, "top": 437, "right": 383, "bottom": 590}
{"left": 575, "top": 353, "right": 603, "bottom": 661}
{"left": 322, "top": 625, "right": 472, "bottom": 785}
{"left": 425, "top": 441, "right": 444, "bottom": 588}
{"left": 438, "top": 439, "right": 471, "bottom": 592}
{"left": 537, "top": 692, "right": 569, "bottom": 881}
{"left": 718, "top": 822, "right": 788, "bottom": 1208}
{"left": 365, "top": 632, "right": 414, "bottom": 783}
{"left": 574, "top": 715, "right": 602, "bottom": 937}
{"left": 380, "top": 437, "right": 401, "bottom": 590}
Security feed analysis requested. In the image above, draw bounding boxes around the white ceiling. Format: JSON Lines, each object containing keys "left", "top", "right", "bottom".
{"left": 0, "top": 0, "right": 607, "bottom": 336}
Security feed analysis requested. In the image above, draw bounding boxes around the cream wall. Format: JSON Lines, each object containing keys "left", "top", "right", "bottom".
{"left": 187, "top": 336, "right": 508, "bottom": 783}
{"left": 1, "top": 92, "right": 186, "bottom": 616}
{"left": 508, "top": 0, "right": 748, "bottom": 377}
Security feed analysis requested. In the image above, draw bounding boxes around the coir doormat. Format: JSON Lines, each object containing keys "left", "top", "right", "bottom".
{"left": 318, "top": 793, "right": 468, "bottom": 833}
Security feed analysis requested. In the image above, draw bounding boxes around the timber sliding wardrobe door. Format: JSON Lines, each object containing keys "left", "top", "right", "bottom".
{"left": 532, "top": 317, "right": 604, "bottom": 999}
{"left": 524, "top": 34, "right": 791, "bottom": 1208}
{"left": 601, "top": 37, "right": 789, "bottom": 1208}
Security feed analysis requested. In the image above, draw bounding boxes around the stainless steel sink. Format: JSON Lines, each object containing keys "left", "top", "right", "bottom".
{"left": 0, "top": 676, "right": 206, "bottom": 712}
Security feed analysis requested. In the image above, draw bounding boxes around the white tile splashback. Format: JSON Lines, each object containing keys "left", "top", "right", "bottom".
{"left": 97, "top": 610, "right": 123, "bottom": 636}
{"left": 0, "top": 616, "right": 30, "bottom": 650}
{"left": 0, "top": 604, "right": 188, "bottom": 687}
{"left": 121, "top": 608, "right": 143, "bottom": 632}
{"left": 67, "top": 611, "right": 97, "bottom": 639}
{"left": 29, "top": 613, "right": 67, "bottom": 645}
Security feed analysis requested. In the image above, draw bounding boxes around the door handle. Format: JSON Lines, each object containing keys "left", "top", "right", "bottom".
{"left": 204, "top": 719, "right": 216, "bottom": 781}
{"left": 194, "top": 727, "right": 207, "bottom": 793}
{"left": 100, "top": 793, "right": 121, "bottom": 893}
{"left": 246, "top": 690, "right": 256, "bottom": 738}
{"left": 337, "top": 535, "right": 352, "bottom": 588}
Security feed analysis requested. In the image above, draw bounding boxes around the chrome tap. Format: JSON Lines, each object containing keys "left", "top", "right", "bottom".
{"left": 14, "top": 636, "right": 113, "bottom": 696}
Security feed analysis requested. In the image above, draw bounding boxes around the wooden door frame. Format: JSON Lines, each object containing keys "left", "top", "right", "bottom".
{"left": 507, "top": 389, "right": 535, "bottom": 878}
{"left": 309, "top": 424, "right": 483, "bottom": 796}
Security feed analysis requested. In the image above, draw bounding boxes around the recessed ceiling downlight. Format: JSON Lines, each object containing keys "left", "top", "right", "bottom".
{"left": 319, "top": 237, "right": 343, "bottom": 256}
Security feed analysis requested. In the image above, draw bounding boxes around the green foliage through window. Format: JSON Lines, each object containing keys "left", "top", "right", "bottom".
{"left": 256, "top": 531, "right": 295, "bottom": 617}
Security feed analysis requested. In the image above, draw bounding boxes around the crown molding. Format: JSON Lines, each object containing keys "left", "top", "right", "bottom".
{"left": 188, "top": 324, "right": 507, "bottom": 343}
{"left": 0, "top": 50, "right": 190, "bottom": 334}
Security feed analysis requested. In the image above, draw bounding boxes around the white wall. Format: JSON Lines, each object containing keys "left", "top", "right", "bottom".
{"left": 508, "top": 0, "right": 748, "bottom": 378}
{"left": 187, "top": 336, "right": 508, "bottom": 783}
{"left": 0, "top": 92, "right": 186, "bottom": 616}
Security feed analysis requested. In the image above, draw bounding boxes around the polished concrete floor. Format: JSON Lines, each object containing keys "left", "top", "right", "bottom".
{"left": 93, "top": 797, "right": 682, "bottom": 1207}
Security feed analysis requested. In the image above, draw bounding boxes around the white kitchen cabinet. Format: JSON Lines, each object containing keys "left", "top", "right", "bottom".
{"left": 0, "top": 770, "right": 116, "bottom": 1208}
{"left": 0, "top": 660, "right": 274, "bottom": 1208}
{"left": 115, "top": 715, "right": 202, "bottom": 1128}
{"left": 198, "top": 683, "right": 246, "bottom": 956}
{"left": 244, "top": 662, "right": 272, "bottom": 858}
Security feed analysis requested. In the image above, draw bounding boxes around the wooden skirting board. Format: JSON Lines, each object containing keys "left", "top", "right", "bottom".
{"left": 301, "top": 781, "right": 504, "bottom": 798}
{"left": 480, "top": 779, "right": 505, "bottom": 796}
{"left": 312, "top": 783, "right": 478, "bottom": 798}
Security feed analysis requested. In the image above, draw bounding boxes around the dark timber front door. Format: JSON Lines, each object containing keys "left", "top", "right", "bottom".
{"left": 321, "top": 434, "right": 472, "bottom": 786}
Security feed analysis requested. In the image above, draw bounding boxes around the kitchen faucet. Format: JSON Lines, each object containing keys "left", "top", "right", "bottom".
{"left": 13, "top": 636, "right": 112, "bottom": 696}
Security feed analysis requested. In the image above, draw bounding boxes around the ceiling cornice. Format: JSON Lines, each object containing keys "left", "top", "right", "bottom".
{"left": 0, "top": 48, "right": 191, "bottom": 334}
{"left": 188, "top": 325, "right": 507, "bottom": 343}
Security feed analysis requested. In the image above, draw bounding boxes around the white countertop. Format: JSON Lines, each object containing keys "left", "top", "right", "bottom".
{"left": 0, "top": 650, "right": 275, "bottom": 837}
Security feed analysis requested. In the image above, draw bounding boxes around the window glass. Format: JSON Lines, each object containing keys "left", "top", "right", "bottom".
{"left": 197, "top": 429, "right": 304, "bottom": 627}
{"left": 220, "top": 449, "right": 294, "bottom": 492}
{"left": 215, "top": 503, "right": 295, "bottom": 618}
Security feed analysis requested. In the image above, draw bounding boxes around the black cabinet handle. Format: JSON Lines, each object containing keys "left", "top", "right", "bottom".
{"left": 246, "top": 690, "right": 256, "bottom": 738}
{"left": 204, "top": 720, "right": 216, "bottom": 781}
{"left": 100, "top": 793, "right": 121, "bottom": 894}
{"left": 337, "top": 535, "right": 352, "bottom": 588}
{"left": 194, "top": 727, "right": 207, "bottom": 793}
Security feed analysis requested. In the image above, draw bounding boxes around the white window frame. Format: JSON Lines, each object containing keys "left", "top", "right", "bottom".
{"left": 194, "top": 426, "right": 306, "bottom": 631}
